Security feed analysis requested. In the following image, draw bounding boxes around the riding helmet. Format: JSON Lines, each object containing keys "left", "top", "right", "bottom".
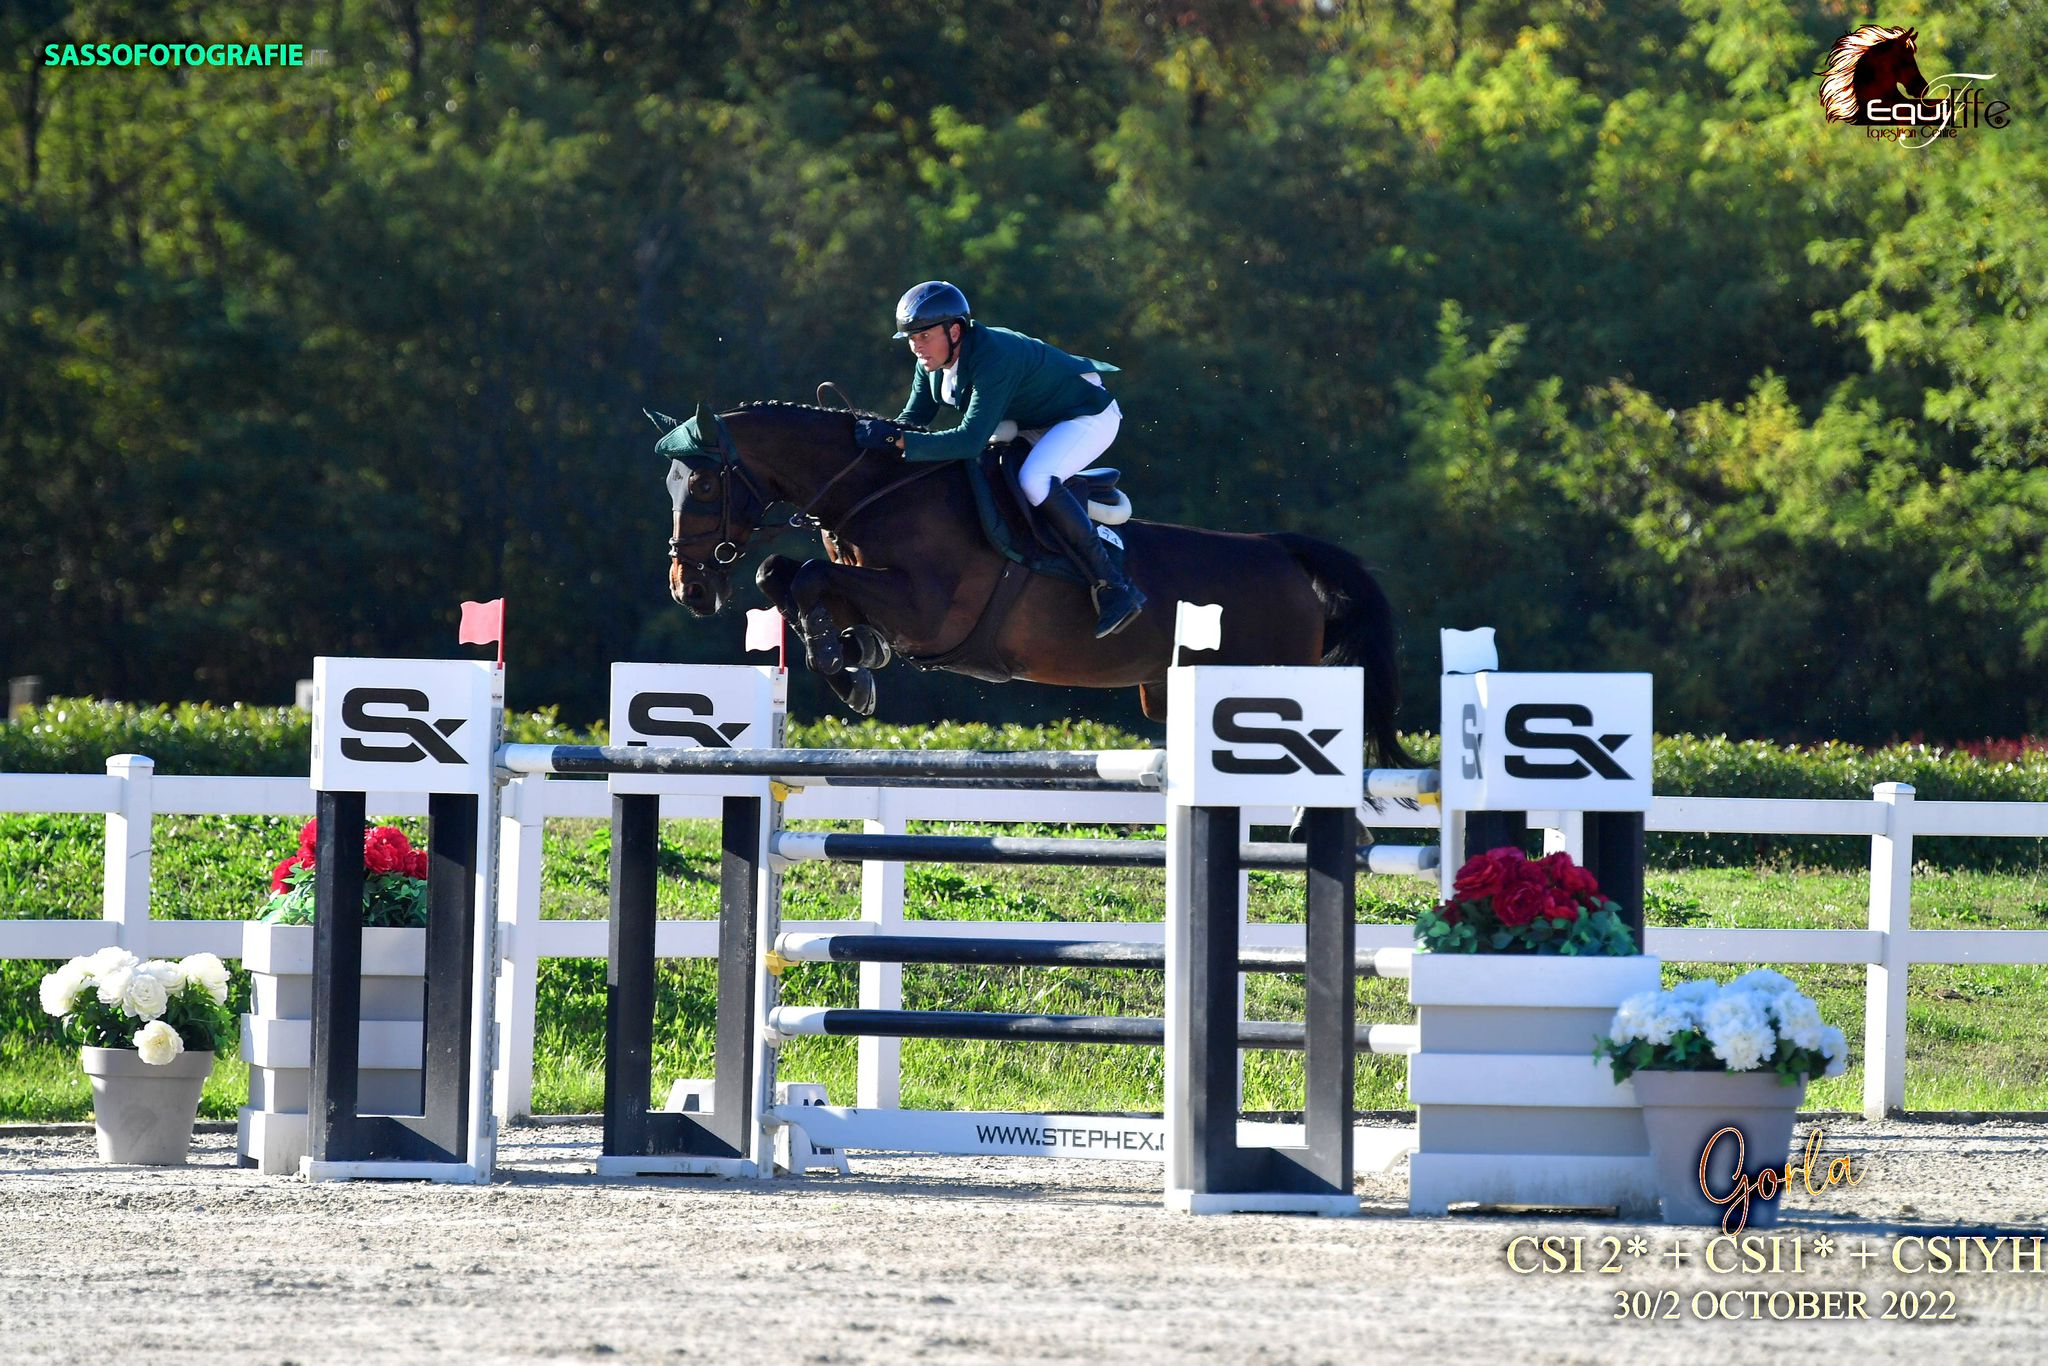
{"left": 892, "top": 281, "right": 972, "bottom": 338}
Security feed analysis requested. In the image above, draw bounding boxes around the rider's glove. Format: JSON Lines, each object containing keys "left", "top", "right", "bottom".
{"left": 854, "top": 418, "right": 900, "bottom": 452}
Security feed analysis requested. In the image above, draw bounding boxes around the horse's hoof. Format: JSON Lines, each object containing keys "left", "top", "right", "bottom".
{"left": 841, "top": 625, "right": 892, "bottom": 670}
{"left": 829, "top": 667, "right": 877, "bottom": 717}
{"left": 807, "top": 636, "right": 846, "bottom": 676}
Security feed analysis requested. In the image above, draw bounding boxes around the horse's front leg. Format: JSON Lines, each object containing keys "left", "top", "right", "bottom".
{"left": 794, "top": 560, "right": 928, "bottom": 716}
{"left": 756, "top": 555, "right": 892, "bottom": 676}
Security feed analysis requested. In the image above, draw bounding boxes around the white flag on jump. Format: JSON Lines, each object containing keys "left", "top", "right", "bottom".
{"left": 1174, "top": 601, "right": 1224, "bottom": 660}
{"left": 1440, "top": 626, "right": 1499, "bottom": 675}
{"left": 744, "top": 607, "right": 785, "bottom": 654}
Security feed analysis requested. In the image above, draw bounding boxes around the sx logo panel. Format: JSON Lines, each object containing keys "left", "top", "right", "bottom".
{"left": 339, "top": 688, "right": 468, "bottom": 764}
{"left": 626, "top": 692, "right": 752, "bottom": 748}
{"left": 1502, "top": 703, "right": 1632, "bottom": 780}
{"left": 1210, "top": 697, "right": 1341, "bottom": 776}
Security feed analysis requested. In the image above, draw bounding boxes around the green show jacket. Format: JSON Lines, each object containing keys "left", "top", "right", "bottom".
{"left": 894, "top": 323, "right": 1119, "bottom": 463}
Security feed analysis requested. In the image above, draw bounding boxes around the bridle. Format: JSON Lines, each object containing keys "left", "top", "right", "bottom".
{"left": 666, "top": 408, "right": 949, "bottom": 573}
{"left": 665, "top": 411, "right": 776, "bottom": 572}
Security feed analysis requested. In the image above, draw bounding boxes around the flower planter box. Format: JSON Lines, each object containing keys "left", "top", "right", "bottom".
{"left": 1407, "top": 953, "right": 1662, "bottom": 1216}
{"left": 236, "top": 923, "right": 427, "bottom": 1175}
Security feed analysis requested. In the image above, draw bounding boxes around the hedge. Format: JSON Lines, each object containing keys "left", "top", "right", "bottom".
{"left": 3, "top": 700, "right": 2043, "bottom": 871}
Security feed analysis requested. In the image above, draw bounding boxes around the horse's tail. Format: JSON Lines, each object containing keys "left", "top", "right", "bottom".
{"left": 1267, "top": 532, "right": 1422, "bottom": 772}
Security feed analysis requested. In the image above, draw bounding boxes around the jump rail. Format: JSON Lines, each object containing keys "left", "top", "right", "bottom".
{"left": 769, "top": 931, "right": 1416, "bottom": 976}
{"left": 769, "top": 830, "right": 1439, "bottom": 876}
{"left": 766, "top": 1005, "right": 1419, "bottom": 1053}
{"left": 498, "top": 743, "right": 1440, "bottom": 804}
{"left": 499, "top": 743, "right": 1167, "bottom": 787}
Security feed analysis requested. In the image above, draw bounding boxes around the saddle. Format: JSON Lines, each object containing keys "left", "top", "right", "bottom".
{"left": 896, "top": 431, "right": 1135, "bottom": 682}
{"left": 967, "top": 433, "right": 1132, "bottom": 587}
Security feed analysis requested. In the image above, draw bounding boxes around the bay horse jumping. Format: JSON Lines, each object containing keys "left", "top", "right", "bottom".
{"left": 659, "top": 400, "right": 1417, "bottom": 770}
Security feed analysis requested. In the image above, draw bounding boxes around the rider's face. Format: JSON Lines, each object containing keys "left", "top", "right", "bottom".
{"left": 905, "top": 321, "right": 958, "bottom": 369}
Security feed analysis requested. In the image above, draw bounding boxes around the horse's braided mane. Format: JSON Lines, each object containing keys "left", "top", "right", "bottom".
{"left": 734, "top": 399, "right": 897, "bottom": 423}
{"left": 1820, "top": 24, "right": 1910, "bottom": 122}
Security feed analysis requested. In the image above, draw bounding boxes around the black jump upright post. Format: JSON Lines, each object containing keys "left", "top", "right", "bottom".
{"left": 1168, "top": 805, "right": 1358, "bottom": 1214}
{"left": 1163, "top": 663, "right": 1369, "bottom": 1217}
{"left": 1461, "top": 809, "right": 1530, "bottom": 862}
{"left": 303, "top": 654, "right": 500, "bottom": 1184}
{"left": 307, "top": 789, "right": 481, "bottom": 1171}
{"left": 1581, "top": 810, "right": 1646, "bottom": 950}
{"left": 598, "top": 791, "right": 761, "bottom": 1175}
{"left": 588, "top": 659, "right": 785, "bottom": 1178}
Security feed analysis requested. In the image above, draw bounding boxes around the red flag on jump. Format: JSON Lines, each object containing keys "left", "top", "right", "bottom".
{"left": 458, "top": 598, "right": 505, "bottom": 666}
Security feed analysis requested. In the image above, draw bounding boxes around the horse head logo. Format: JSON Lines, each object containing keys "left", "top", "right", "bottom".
{"left": 1819, "top": 25, "right": 1935, "bottom": 124}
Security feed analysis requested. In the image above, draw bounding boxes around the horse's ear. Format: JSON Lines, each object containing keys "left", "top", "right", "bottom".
{"left": 643, "top": 406, "right": 681, "bottom": 434}
{"left": 1905, "top": 26, "right": 1917, "bottom": 42}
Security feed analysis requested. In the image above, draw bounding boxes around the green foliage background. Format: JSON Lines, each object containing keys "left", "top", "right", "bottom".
{"left": 3, "top": 0, "right": 2043, "bottom": 741}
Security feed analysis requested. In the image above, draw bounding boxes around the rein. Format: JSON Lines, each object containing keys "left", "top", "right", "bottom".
{"left": 823, "top": 459, "right": 950, "bottom": 535}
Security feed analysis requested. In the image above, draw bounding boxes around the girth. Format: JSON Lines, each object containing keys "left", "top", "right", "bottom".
{"left": 898, "top": 560, "right": 1031, "bottom": 683}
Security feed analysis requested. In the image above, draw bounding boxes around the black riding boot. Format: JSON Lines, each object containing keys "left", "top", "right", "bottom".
{"left": 1038, "top": 482, "right": 1145, "bottom": 638}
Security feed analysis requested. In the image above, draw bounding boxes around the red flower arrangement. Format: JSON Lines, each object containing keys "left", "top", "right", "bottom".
{"left": 261, "top": 817, "right": 431, "bottom": 927}
{"left": 1416, "top": 846, "right": 1636, "bottom": 956}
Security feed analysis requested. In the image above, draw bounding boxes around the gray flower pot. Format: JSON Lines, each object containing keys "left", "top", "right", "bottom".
{"left": 81, "top": 1046, "right": 215, "bottom": 1166}
{"left": 1632, "top": 1069, "right": 1807, "bottom": 1228}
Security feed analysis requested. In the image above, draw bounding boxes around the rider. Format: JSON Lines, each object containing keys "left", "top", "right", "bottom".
{"left": 853, "top": 280, "right": 1145, "bottom": 639}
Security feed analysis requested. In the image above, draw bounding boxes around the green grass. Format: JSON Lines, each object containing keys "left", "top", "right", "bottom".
{"left": 4, "top": 812, "right": 2047, "bottom": 1121}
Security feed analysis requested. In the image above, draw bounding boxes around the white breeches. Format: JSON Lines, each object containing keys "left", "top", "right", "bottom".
{"left": 1019, "top": 374, "right": 1121, "bottom": 506}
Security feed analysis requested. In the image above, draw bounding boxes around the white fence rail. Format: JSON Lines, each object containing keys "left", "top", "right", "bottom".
{"left": 4, "top": 760, "right": 2046, "bottom": 1120}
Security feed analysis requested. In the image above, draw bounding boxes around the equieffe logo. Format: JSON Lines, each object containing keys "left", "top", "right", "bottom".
{"left": 339, "top": 687, "right": 469, "bottom": 765}
{"left": 1817, "top": 24, "right": 2007, "bottom": 148}
{"left": 1210, "top": 697, "right": 1341, "bottom": 776}
{"left": 626, "top": 691, "right": 752, "bottom": 749}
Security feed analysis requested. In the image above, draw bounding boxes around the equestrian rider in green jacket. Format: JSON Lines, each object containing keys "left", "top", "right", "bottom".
{"left": 853, "top": 281, "right": 1145, "bottom": 639}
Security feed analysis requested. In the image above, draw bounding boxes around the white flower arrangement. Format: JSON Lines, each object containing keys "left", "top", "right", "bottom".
{"left": 39, "top": 949, "right": 234, "bottom": 1064}
{"left": 1597, "top": 969, "right": 1848, "bottom": 1085}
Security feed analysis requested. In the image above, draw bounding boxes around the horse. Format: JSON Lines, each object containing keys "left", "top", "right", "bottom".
{"left": 1819, "top": 25, "right": 1941, "bottom": 125}
{"left": 657, "top": 400, "right": 1418, "bottom": 771}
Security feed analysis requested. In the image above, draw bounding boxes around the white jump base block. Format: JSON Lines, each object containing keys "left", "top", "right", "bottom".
{"left": 300, "top": 1158, "right": 489, "bottom": 1184}
{"left": 1407, "top": 953, "right": 1662, "bottom": 1216}
{"left": 239, "top": 923, "right": 427, "bottom": 1176}
{"left": 591, "top": 1155, "right": 763, "bottom": 1178}
{"left": 1169, "top": 1191, "right": 1362, "bottom": 1217}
